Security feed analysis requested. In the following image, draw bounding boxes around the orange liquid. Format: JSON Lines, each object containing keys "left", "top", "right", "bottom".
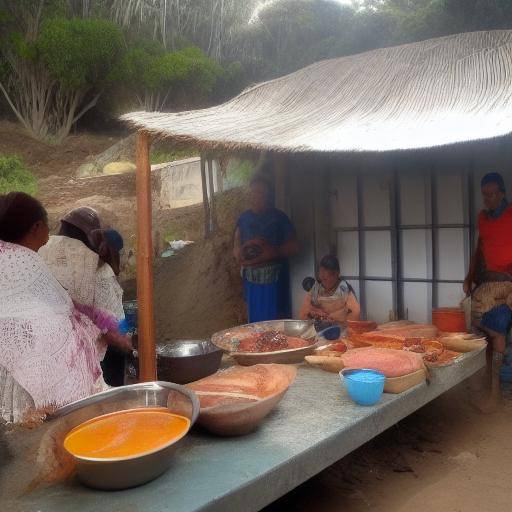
{"left": 64, "top": 408, "right": 190, "bottom": 459}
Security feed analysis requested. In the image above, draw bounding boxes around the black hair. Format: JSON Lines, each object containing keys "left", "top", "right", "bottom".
{"left": 59, "top": 220, "right": 94, "bottom": 251}
{"left": 319, "top": 254, "right": 340, "bottom": 273}
{"left": 0, "top": 192, "right": 48, "bottom": 243}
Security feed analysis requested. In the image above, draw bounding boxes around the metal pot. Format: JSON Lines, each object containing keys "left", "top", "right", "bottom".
{"left": 129, "top": 340, "right": 223, "bottom": 384}
{"left": 51, "top": 381, "right": 200, "bottom": 490}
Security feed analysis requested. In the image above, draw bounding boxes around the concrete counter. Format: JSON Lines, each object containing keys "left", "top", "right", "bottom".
{"left": 18, "top": 349, "right": 485, "bottom": 512}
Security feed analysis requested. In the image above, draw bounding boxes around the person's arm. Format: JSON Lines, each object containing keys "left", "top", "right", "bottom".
{"left": 73, "top": 301, "right": 132, "bottom": 353}
{"left": 276, "top": 232, "right": 299, "bottom": 259}
{"left": 464, "top": 237, "right": 483, "bottom": 295}
{"left": 299, "top": 293, "right": 312, "bottom": 320}
{"left": 299, "top": 292, "right": 329, "bottom": 320}
{"left": 346, "top": 292, "right": 361, "bottom": 321}
{"left": 242, "top": 233, "right": 299, "bottom": 266}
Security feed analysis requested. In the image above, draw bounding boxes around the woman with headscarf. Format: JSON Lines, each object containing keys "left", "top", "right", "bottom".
{"left": 0, "top": 193, "right": 123, "bottom": 423}
{"left": 39, "top": 207, "right": 128, "bottom": 385}
{"left": 464, "top": 172, "right": 512, "bottom": 410}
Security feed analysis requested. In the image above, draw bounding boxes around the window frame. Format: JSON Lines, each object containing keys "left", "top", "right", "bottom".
{"left": 334, "top": 169, "right": 476, "bottom": 320}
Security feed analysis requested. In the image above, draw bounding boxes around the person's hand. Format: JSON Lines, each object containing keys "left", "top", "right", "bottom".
{"left": 308, "top": 307, "right": 329, "bottom": 320}
{"left": 104, "top": 330, "right": 133, "bottom": 353}
{"left": 241, "top": 239, "right": 279, "bottom": 265}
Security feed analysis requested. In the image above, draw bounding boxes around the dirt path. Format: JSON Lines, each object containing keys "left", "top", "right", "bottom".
{"left": 265, "top": 385, "right": 512, "bottom": 512}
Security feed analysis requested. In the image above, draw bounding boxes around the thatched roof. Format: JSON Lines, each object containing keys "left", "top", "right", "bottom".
{"left": 122, "top": 30, "right": 512, "bottom": 153}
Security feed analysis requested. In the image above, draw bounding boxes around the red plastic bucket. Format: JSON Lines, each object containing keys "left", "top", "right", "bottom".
{"left": 432, "top": 308, "right": 467, "bottom": 333}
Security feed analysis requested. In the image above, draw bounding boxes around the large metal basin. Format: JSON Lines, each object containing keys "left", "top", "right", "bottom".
{"left": 211, "top": 319, "right": 317, "bottom": 352}
{"left": 211, "top": 320, "right": 318, "bottom": 365}
{"left": 51, "top": 382, "right": 200, "bottom": 490}
{"left": 129, "top": 340, "right": 223, "bottom": 384}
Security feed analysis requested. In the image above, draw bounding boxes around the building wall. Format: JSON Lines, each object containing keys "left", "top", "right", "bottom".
{"left": 156, "top": 158, "right": 220, "bottom": 209}
{"left": 287, "top": 137, "right": 512, "bottom": 324}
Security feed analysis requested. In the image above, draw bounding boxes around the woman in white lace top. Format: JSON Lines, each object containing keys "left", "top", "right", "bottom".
{"left": 0, "top": 193, "right": 107, "bottom": 423}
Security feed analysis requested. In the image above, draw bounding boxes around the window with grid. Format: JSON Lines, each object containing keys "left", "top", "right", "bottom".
{"left": 331, "top": 170, "right": 473, "bottom": 323}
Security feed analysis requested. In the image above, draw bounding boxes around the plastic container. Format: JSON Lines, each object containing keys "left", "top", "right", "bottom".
{"left": 315, "top": 321, "right": 341, "bottom": 340}
{"left": 340, "top": 369, "right": 386, "bottom": 406}
{"left": 123, "top": 300, "right": 138, "bottom": 332}
{"left": 432, "top": 308, "right": 467, "bottom": 333}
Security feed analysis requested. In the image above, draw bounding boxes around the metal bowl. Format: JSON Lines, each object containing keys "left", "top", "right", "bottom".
{"left": 130, "top": 340, "right": 223, "bottom": 384}
{"left": 211, "top": 319, "right": 317, "bottom": 352}
{"left": 51, "top": 382, "right": 200, "bottom": 490}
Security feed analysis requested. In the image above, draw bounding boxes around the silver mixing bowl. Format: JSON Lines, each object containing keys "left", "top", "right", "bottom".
{"left": 51, "top": 382, "right": 200, "bottom": 490}
{"left": 129, "top": 339, "right": 223, "bottom": 384}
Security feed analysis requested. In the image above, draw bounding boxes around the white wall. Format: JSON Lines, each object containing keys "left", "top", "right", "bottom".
{"left": 156, "top": 158, "right": 220, "bottom": 209}
{"left": 288, "top": 138, "right": 512, "bottom": 324}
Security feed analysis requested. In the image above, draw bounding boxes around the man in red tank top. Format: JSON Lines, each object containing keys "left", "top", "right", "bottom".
{"left": 464, "top": 172, "right": 511, "bottom": 411}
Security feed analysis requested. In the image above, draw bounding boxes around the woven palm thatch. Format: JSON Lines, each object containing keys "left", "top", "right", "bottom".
{"left": 122, "top": 30, "right": 512, "bottom": 153}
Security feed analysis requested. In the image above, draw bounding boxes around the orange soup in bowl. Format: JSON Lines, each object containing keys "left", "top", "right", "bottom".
{"left": 64, "top": 407, "right": 190, "bottom": 460}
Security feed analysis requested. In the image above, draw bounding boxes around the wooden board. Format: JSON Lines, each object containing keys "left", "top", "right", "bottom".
{"left": 384, "top": 369, "right": 426, "bottom": 393}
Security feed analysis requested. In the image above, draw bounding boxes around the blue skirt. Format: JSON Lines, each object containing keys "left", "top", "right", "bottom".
{"left": 481, "top": 304, "right": 512, "bottom": 335}
{"left": 243, "top": 266, "right": 291, "bottom": 323}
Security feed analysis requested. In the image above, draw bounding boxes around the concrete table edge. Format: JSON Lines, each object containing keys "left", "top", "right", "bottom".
{"left": 15, "top": 348, "right": 486, "bottom": 512}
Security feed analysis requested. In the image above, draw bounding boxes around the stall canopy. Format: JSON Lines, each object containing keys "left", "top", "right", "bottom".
{"left": 123, "top": 30, "right": 512, "bottom": 153}
{"left": 125, "top": 30, "right": 512, "bottom": 382}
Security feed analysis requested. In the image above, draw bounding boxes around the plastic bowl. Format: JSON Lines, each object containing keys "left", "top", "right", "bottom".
{"left": 314, "top": 321, "right": 341, "bottom": 340}
{"left": 340, "top": 368, "right": 385, "bottom": 406}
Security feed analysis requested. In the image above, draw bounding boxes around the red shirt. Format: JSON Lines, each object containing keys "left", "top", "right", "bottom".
{"left": 478, "top": 204, "right": 512, "bottom": 274}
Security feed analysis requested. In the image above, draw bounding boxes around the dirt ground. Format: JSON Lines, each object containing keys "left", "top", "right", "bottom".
{"left": 0, "top": 120, "right": 248, "bottom": 338}
{"left": 265, "top": 384, "right": 512, "bottom": 512}
{"left": 0, "top": 120, "right": 119, "bottom": 180}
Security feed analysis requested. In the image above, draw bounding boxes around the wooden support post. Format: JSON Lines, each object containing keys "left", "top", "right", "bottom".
{"left": 136, "top": 131, "right": 156, "bottom": 382}
{"left": 200, "top": 154, "right": 210, "bottom": 237}
{"left": 207, "top": 157, "right": 216, "bottom": 231}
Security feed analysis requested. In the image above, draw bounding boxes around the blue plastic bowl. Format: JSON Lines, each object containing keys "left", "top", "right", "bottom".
{"left": 314, "top": 322, "right": 341, "bottom": 341}
{"left": 340, "top": 369, "right": 385, "bottom": 406}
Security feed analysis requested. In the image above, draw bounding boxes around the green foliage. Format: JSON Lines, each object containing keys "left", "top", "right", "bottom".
{"left": 246, "top": 0, "right": 512, "bottom": 80}
{"left": 225, "top": 160, "right": 254, "bottom": 187}
{"left": 111, "top": 40, "right": 164, "bottom": 89}
{"left": 150, "top": 147, "right": 199, "bottom": 165}
{"left": 114, "top": 41, "right": 221, "bottom": 109}
{"left": 0, "top": 155, "right": 37, "bottom": 195}
{"left": 37, "top": 17, "right": 123, "bottom": 90}
{"left": 8, "top": 31, "right": 37, "bottom": 60}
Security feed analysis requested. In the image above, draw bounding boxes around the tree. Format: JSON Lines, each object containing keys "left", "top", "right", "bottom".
{"left": 108, "top": 0, "right": 259, "bottom": 61}
{"left": 113, "top": 42, "right": 221, "bottom": 111}
{"left": 0, "top": 3, "right": 123, "bottom": 142}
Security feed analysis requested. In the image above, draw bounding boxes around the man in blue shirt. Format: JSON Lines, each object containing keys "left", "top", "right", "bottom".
{"left": 233, "top": 176, "right": 299, "bottom": 322}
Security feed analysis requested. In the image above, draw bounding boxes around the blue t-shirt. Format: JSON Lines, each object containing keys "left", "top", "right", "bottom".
{"left": 237, "top": 208, "right": 295, "bottom": 247}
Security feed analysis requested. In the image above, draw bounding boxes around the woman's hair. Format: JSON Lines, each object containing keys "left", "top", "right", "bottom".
{"left": 59, "top": 220, "right": 94, "bottom": 250}
{"left": 90, "top": 229, "right": 124, "bottom": 275}
{"left": 319, "top": 254, "right": 340, "bottom": 273}
{"left": 481, "top": 172, "right": 506, "bottom": 193}
{"left": 0, "top": 192, "right": 48, "bottom": 243}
